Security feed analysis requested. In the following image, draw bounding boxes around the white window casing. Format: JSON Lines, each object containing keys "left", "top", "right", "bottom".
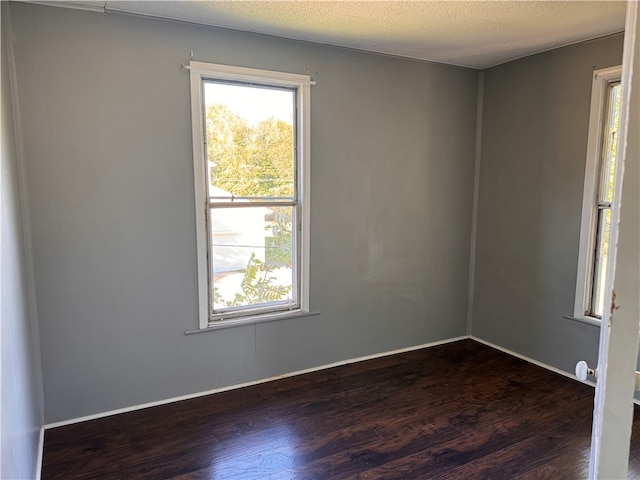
{"left": 188, "top": 62, "right": 312, "bottom": 330}
{"left": 573, "top": 65, "right": 622, "bottom": 322}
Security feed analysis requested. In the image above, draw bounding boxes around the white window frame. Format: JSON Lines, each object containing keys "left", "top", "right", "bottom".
{"left": 189, "top": 61, "right": 311, "bottom": 329}
{"left": 573, "top": 65, "right": 621, "bottom": 323}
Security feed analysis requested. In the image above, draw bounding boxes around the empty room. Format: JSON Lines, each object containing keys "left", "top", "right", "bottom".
{"left": 2, "top": 1, "right": 639, "bottom": 479}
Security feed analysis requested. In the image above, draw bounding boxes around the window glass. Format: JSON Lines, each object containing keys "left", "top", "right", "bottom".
{"left": 589, "top": 82, "right": 621, "bottom": 318}
{"left": 205, "top": 82, "right": 295, "bottom": 199}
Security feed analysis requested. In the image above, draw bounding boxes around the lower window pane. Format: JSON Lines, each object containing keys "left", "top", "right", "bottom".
{"left": 592, "top": 208, "right": 612, "bottom": 318}
{"left": 211, "top": 206, "right": 295, "bottom": 313}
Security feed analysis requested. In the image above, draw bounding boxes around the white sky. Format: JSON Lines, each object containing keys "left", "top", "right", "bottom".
{"left": 205, "top": 82, "right": 294, "bottom": 126}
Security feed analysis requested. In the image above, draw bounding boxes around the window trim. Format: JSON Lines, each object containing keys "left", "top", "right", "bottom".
{"left": 189, "top": 61, "right": 311, "bottom": 329}
{"left": 573, "top": 65, "right": 621, "bottom": 322}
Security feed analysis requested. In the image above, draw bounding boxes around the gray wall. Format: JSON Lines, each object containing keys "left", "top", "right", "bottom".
{"left": 10, "top": 3, "right": 478, "bottom": 423}
{"left": 472, "top": 34, "right": 625, "bottom": 373}
{"left": 1, "top": 3, "right": 44, "bottom": 478}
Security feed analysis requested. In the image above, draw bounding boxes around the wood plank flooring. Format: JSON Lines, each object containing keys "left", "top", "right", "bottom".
{"left": 42, "top": 339, "right": 640, "bottom": 479}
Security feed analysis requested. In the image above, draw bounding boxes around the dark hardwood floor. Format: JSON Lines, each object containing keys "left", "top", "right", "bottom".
{"left": 42, "top": 339, "right": 640, "bottom": 479}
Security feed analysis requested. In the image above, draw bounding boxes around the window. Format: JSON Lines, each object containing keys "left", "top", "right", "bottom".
{"left": 189, "top": 62, "right": 311, "bottom": 328}
{"left": 574, "top": 66, "right": 622, "bottom": 321}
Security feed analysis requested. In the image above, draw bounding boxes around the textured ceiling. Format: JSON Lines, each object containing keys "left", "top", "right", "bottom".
{"left": 28, "top": 1, "right": 627, "bottom": 69}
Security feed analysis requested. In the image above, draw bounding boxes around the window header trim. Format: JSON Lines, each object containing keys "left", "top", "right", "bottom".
{"left": 184, "top": 61, "right": 316, "bottom": 87}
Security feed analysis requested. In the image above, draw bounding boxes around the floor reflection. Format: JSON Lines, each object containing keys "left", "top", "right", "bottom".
{"left": 210, "top": 424, "right": 299, "bottom": 479}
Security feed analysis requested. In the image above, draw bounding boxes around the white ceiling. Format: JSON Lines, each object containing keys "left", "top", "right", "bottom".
{"left": 30, "top": 1, "right": 628, "bottom": 69}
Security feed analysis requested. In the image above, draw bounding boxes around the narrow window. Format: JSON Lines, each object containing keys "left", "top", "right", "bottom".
{"left": 588, "top": 82, "right": 621, "bottom": 318}
{"left": 574, "top": 66, "right": 621, "bottom": 321}
{"left": 189, "top": 63, "right": 311, "bottom": 328}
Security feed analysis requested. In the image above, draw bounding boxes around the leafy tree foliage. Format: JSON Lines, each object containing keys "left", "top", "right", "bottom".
{"left": 215, "top": 253, "right": 291, "bottom": 308}
{"left": 206, "top": 104, "right": 294, "bottom": 197}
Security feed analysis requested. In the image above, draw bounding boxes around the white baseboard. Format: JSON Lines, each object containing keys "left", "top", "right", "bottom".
{"left": 44, "top": 335, "right": 639, "bottom": 432}
{"left": 44, "top": 335, "right": 469, "bottom": 429}
{"left": 471, "top": 336, "right": 640, "bottom": 407}
{"left": 471, "top": 335, "right": 597, "bottom": 386}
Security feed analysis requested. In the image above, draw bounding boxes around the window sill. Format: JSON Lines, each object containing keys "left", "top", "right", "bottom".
{"left": 184, "top": 309, "right": 320, "bottom": 334}
{"left": 562, "top": 314, "right": 601, "bottom": 327}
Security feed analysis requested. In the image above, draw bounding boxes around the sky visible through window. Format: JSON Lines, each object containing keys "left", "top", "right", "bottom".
{"left": 205, "top": 82, "right": 294, "bottom": 125}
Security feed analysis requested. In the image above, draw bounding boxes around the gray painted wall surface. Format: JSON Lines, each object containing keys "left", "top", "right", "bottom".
{"left": 1, "top": 4, "right": 44, "bottom": 477}
{"left": 10, "top": 3, "right": 478, "bottom": 423}
{"left": 472, "top": 34, "right": 624, "bottom": 373}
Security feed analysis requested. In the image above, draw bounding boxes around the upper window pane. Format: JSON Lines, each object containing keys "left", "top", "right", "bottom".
{"left": 204, "top": 81, "right": 296, "bottom": 199}
{"left": 599, "top": 83, "right": 621, "bottom": 204}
